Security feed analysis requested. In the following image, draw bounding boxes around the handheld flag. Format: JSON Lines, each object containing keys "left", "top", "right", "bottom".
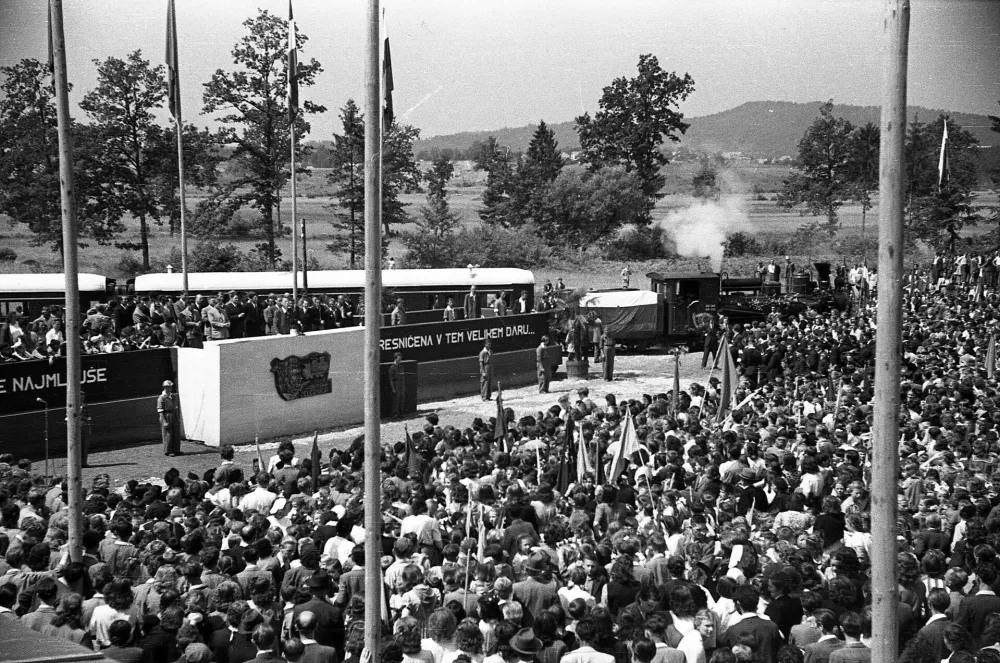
{"left": 938, "top": 121, "right": 950, "bottom": 190}
{"left": 988, "top": 336, "right": 996, "bottom": 379}
{"left": 608, "top": 410, "right": 639, "bottom": 484}
{"left": 575, "top": 425, "right": 592, "bottom": 480}
{"left": 494, "top": 383, "right": 508, "bottom": 453}
{"left": 382, "top": 35, "right": 394, "bottom": 132}
{"left": 715, "top": 336, "right": 739, "bottom": 423}
{"left": 165, "top": 0, "right": 181, "bottom": 122}
{"left": 404, "top": 424, "right": 422, "bottom": 476}
{"left": 558, "top": 413, "right": 577, "bottom": 493}
{"left": 476, "top": 503, "right": 486, "bottom": 560}
{"left": 254, "top": 436, "right": 265, "bottom": 475}
{"left": 672, "top": 351, "right": 681, "bottom": 414}
{"left": 310, "top": 430, "right": 320, "bottom": 493}
{"left": 287, "top": 0, "right": 298, "bottom": 125}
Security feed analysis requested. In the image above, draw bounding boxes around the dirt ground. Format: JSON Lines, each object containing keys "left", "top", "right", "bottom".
{"left": 73, "top": 349, "right": 712, "bottom": 490}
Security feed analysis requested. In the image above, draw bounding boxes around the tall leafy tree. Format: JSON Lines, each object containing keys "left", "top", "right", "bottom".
{"left": 778, "top": 101, "right": 856, "bottom": 235}
{"left": 0, "top": 59, "right": 120, "bottom": 254}
{"left": 692, "top": 156, "right": 719, "bottom": 199}
{"left": 471, "top": 136, "right": 515, "bottom": 226}
{"left": 904, "top": 115, "right": 980, "bottom": 251}
{"left": 575, "top": 54, "right": 695, "bottom": 206}
{"left": 325, "top": 100, "right": 421, "bottom": 266}
{"left": 80, "top": 51, "right": 179, "bottom": 269}
{"left": 846, "top": 122, "right": 880, "bottom": 242}
{"left": 990, "top": 103, "right": 1000, "bottom": 238}
{"left": 508, "top": 121, "right": 565, "bottom": 227}
{"left": 403, "top": 153, "right": 460, "bottom": 267}
{"left": 201, "top": 8, "right": 324, "bottom": 267}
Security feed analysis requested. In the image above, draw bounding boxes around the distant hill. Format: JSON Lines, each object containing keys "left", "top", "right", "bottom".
{"left": 405, "top": 100, "right": 997, "bottom": 161}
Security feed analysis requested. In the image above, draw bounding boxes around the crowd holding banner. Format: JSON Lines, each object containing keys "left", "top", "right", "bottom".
{"left": 5, "top": 260, "right": 1000, "bottom": 663}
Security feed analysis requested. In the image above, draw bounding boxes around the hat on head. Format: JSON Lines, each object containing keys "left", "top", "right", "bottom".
{"left": 509, "top": 628, "right": 542, "bottom": 656}
{"left": 525, "top": 552, "right": 548, "bottom": 576}
{"left": 183, "top": 644, "right": 213, "bottom": 663}
{"left": 163, "top": 380, "right": 174, "bottom": 387}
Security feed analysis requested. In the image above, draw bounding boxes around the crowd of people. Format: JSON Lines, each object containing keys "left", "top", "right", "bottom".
{"left": 5, "top": 258, "right": 1000, "bottom": 663}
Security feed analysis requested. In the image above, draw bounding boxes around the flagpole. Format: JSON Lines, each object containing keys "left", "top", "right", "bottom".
{"left": 166, "top": 0, "right": 188, "bottom": 295}
{"left": 363, "top": 0, "right": 384, "bottom": 658}
{"left": 288, "top": 2, "right": 299, "bottom": 306}
{"left": 50, "top": 0, "right": 83, "bottom": 562}
{"left": 872, "top": 4, "right": 909, "bottom": 663}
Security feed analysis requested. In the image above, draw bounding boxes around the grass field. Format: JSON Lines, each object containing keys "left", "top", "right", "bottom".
{"left": 1, "top": 159, "right": 996, "bottom": 282}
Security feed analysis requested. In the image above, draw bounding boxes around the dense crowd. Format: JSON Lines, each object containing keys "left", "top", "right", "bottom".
{"left": 6, "top": 259, "right": 1000, "bottom": 663}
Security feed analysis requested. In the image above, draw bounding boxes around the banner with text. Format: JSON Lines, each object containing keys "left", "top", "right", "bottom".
{"left": 379, "top": 313, "right": 547, "bottom": 363}
{"left": 0, "top": 349, "right": 174, "bottom": 413}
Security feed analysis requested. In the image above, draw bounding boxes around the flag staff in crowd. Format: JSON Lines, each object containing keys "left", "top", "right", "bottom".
{"left": 288, "top": 0, "right": 300, "bottom": 305}
{"left": 363, "top": 0, "right": 384, "bottom": 659}
{"left": 872, "top": 2, "right": 910, "bottom": 662}
{"left": 165, "top": 0, "right": 188, "bottom": 296}
{"left": 938, "top": 115, "right": 950, "bottom": 191}
{"left": 48, "top": 0, "right": 84, "bottom": 562}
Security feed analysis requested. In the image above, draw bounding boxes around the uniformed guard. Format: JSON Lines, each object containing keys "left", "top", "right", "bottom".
{"left": 158, "top": 380, "right": 181, "bottom": 456}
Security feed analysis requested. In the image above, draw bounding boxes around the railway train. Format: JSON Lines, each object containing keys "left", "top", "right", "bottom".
{"left": 0, "top": 268, "right": 536, "bottom": 321}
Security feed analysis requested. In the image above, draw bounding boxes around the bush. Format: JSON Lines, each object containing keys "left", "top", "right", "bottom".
{"left": 191, "top": 241, "right": 246, "bottom": 272}
{"left": 402, "top": 223, "right": 550, "bottom": 270}
{"left": 115, "top": 252, "right": 145, "bottom": 277}
{"left": 723, "top": 231, "right": 762, "bottom": 258}
{"left": 603, "top": 224, "right": 670, "bottom": 261}
{"left": 0, "top": 247, "right": 16, "bottom": 262}
{"left": 834, "top": 234, "right": 878, "bottom": 260}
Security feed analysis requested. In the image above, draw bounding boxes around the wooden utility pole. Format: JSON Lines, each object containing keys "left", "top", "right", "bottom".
{"left": 50, "top": 0, "right": 83, "bottom": 562}
{"left": 363, "top": 0, "right": 383, "bottom": 660}
{"left": 871, "top": 2, "right": 909, "bottom": 662}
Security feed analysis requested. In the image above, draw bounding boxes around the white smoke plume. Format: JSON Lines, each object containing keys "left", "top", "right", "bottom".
{"left": 658, "top": 195, "right": 752, "bottom": 272}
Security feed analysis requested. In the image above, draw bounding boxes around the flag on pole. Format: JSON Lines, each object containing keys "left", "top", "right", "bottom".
{"left": 382, "top": 34, "right": 394, "bottom": 132}
{"left": 47, "top": 0, "right": 55, "bottom": 77}
{"left": 608, "top": 410, "right": 640, "bottom": 484}
{"left": 404, "top": 424, "right": 422, "bottom": 477}
{"left": 494, "top": 384, "right": 508, "bottom": 453}
{"left": 826, "top": 376, "right": 836, "bottom": 403}
{"left": 254, "top": 436, "right": 265, "bottom": 475}
{"left": 165, "top": 0, "right": 181, "bottom": 122}
{"left": 987, "top": 336, "right": 996, "bottom": 379}
{"left": 287, "top": 0, "right": 298, "bottom": 125}
{"left": 476, "top": 503, "right": 486, "bottom": 560}
{"left": 938, "top": 121, "right": 950, "bottom": 190}
{"left": 310, "top": 430, "right": 320, "bottom": 492}
{"left": 558, "top": 413, "right": 577, "bottom": 493}
{"left": 715, "top": 336, "right": 739, "bottom": 423}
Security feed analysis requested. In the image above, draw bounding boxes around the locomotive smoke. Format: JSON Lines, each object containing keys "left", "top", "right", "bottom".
{"left": 661, "top": 195, "right": 752, "bottom": 272}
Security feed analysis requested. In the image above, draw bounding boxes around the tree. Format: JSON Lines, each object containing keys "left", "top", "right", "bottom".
{"left": 201, "top": 8, "right": 324, "bottom": 267}
{"left": 846, "top": 122, "right": 880, "bottom": 248}
{"left": 0, "top": 59, "right": 121, "bottom": 254}
{"left": 80, "top": 51, "right": 181, "bottom": 269}
{"left": 471, "top": 135, "right": 515, "bottom": 226}
{"left": 692, "top": 156, "right": 719, "bottom": 199}
{"left": 575, "top": 54, "right": 695, "bottom": 205}
{"left": 403, "top": 153, "right": 460, "bottom": 267}
{"left": 777, "top": 101, "right": 856, "bottom": 235}
{"left": 510, "top": 121, "right": 565, "bottom": 227}
{"left": 904, "top": 115, "right": 980, "bottom": 251}
{"left": 324, "top": 100, "right": 421, "bottom": 267}
{"left": 535, "top": 166, "right": 648, "bottom": 250}
{"left": 989, "top": 103, "right": 1000, "bottom": 240}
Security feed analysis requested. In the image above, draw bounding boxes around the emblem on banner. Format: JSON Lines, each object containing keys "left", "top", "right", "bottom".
{"left": 270, "top": 352, "right": 333, "bottom": 401}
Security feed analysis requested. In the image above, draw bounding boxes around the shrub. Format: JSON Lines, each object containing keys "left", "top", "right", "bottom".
{"left": 723, "top": 231, "right": 762, "bottom": 258}
{"left": 603, "top": 224, "right": 670, "bottom": 261}
{"left": 191, "top": 241, "right": 245, "bottom": 272}
{"left": 115, "top": 252, "right": 146, "bottom": 277}
{"left": 403, "top": 223, "right": 550, "bottom": 270}
{"left": 0, "top": 247, "right": 16, "bottom": 262}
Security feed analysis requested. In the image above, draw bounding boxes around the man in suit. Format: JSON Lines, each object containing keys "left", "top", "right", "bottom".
{"left": 913, "top": 514, "right": 952, "bottom": 559}
{"left": 297, "top": 571, "right": 345, "bottom": 651}
{"left": 828, "top": 612, "right": 869, "bottom": 663}
{"left": 764, "top": 571, "right": 803, "bottom": 641}
{"left": 725, "top": 586, "right": 783, "bottom": 663}
{"left": 536, "top": 337, "right": 550, "bottom": 393}
{"left": 204, "top": 297, "right": 230, "bottom": 340}
{"left": 900, "top": 589, "right": 952, "bottom": 663}
{"left": 561, "top": 618, "right": 615, "bottom": 663}
{"left": 248, "top": 624, "right": 281, "bottom": 663}
{"left": 464, "top": 285, "right": 480, "bottom": 320}
{"left": 295, "top": 611, "right": 337, "bottom": 663}
{"left": 957, "top": 563, "right": 1000, "bottom": 649}
{"left": 479, "top": 339, "right": 494, "bottom": 401}
{"left": 803, "top": 609, "right": 844, "bottom": 663}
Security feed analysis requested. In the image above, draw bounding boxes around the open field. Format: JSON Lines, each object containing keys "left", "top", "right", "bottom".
{"left": 1, "top": 161, "right": 996, "bottom": 280}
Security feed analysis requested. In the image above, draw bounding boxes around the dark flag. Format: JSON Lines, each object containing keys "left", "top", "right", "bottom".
{"left": 404, "top": 424, "right": 422, "bottom": 476}
{"left": 165, "top": 0, "right": 181, "bottom": 122}
{"left": 494, "top": 384, "right": 508, "bottom": 453}
{"left": 988, "top": 336, "right": 996, "bottom": 380}
{"left": 715, "top": 335, "right": 739, "bottom": 423}
{"left": 672, "top": 351, "right": 680, "bottom": 414}
{"left": 557, "top": 413, "right": 576, "bottom": 493}
{"left": 310, "top": 430, "right": 320, "bottom": 491}
{"left": 287, "top": 0, "right": 298, "bottom": 125}
{"left": 382, "top": 35, "right": 394, "bottom": 132}
{"left": 47, "top": 0, "right": 54, "bottom": 77}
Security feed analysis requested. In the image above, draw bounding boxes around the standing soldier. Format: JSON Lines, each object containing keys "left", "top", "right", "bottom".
{"left": 479, "top": 339, "right": 494, "bottom": 401}
{"left": 158, "top": 380, "right": 181, "bottom": 457}
{"left": 602, "top": 332, "right": 615, "bottom": 381}
{"left": 536, "top": 336, "right": 550, "bottom": 394}
{"left": 620, "top": 264, "right": 631, "bottom": 289}
{"left": 388, "top": 352, "right": 405, "bottom": 417}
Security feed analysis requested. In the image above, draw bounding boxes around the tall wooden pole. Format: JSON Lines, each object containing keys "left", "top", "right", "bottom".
{"left": 50, "top": 0, "right": 83, "bottom": 562}
{"left": 363, "top": 0, "right": 383, "bottom": 659}
{"left": 871, "top": 2, "right": 909, "bottom": 662}
{"left": 176, "top": 115, "right": 188, "bottom": 295}
{"left": 291, "top": 130, "right": 299, "bottom": 306}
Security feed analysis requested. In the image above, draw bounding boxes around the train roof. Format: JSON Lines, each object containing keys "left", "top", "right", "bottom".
{"left": 0, "top": 273, "right": 109, "bottom": 293}
{"left": 134, "top": 268, "right": 535, "bottom": 293}
{"left": 646, "top": 271, "right": 720, "bottom": 281}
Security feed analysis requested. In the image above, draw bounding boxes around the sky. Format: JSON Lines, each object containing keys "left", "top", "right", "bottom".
{"left": 1, "top": 0, "right": 998, "bottom": 140}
